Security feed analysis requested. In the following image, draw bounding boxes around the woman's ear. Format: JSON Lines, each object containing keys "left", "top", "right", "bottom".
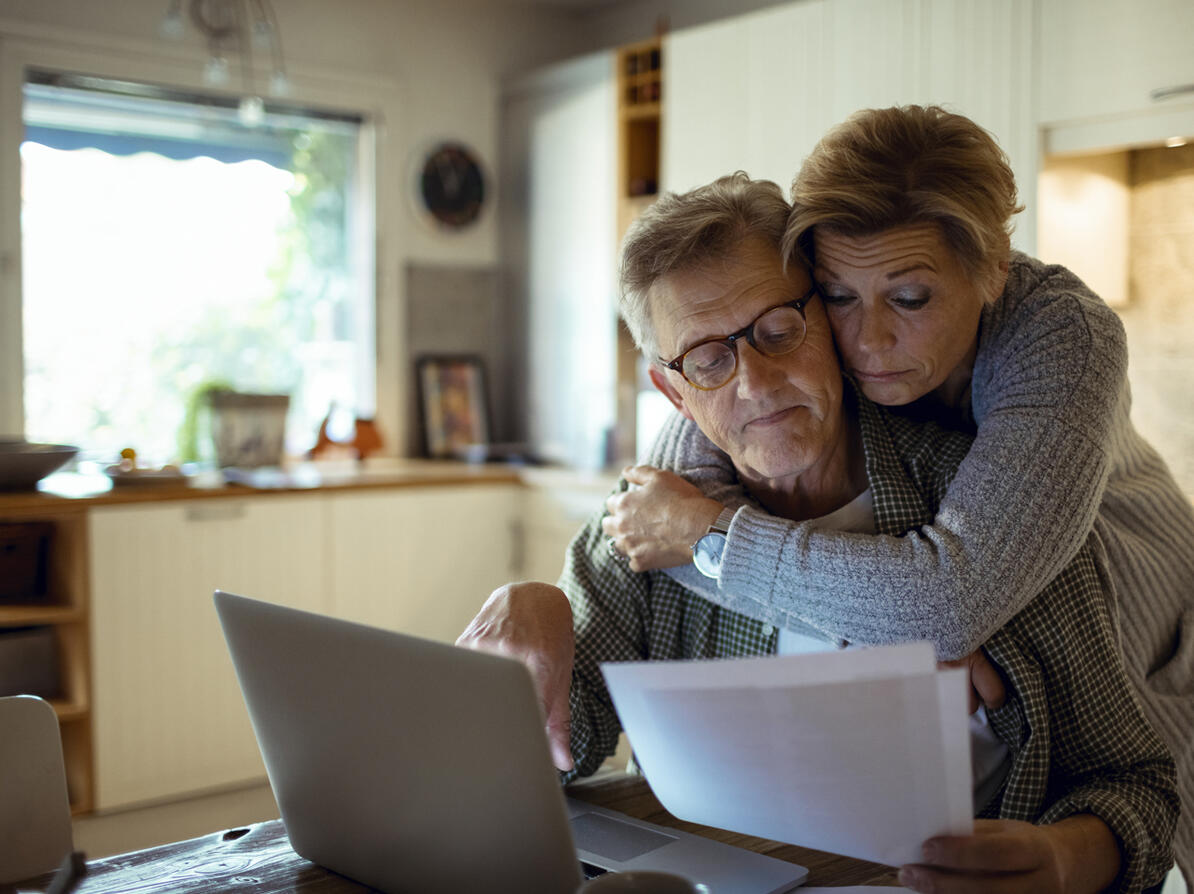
{"left": 648, "top": 366, "right": 695, "bottom": 421}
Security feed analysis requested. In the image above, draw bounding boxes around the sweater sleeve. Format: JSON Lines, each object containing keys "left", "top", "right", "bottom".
{"left": 656, "top": 262, "right": 1126, "bottom": 660}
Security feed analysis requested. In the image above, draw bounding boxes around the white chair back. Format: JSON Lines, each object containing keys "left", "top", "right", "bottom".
{"left": 0, "top": 695, "right": 74, "bottom": 883}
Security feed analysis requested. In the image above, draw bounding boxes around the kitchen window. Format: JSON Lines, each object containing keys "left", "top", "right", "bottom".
{"left": 19, "top": 71, "right": 375, "bottom": 464}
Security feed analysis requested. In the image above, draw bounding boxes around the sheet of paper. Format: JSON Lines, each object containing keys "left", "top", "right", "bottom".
{"left": 601, "top": 642, "right": 972, "bottom": 868}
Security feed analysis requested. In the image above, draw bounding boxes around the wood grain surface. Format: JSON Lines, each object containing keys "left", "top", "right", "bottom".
{"left": 9, "top": 772, "right": 901, "bottom": 892}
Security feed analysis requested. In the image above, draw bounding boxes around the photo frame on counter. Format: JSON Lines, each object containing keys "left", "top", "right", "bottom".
{"left": 416, "top": 354, "right": 491, "bottom": 459}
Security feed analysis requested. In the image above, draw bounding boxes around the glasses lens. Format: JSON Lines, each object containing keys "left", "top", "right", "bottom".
{"left": 752, "top": 307, "right": 806, "bottom": 357}
{"left": 682, "top": 342, "right": 737, "bottom": 389}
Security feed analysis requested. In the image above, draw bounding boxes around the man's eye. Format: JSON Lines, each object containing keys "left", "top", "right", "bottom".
{"left": 691, "top": 350, "right": 732, "bottom": 373}
{"left": 757, "top": 323, "right": 799, "bottom": 346}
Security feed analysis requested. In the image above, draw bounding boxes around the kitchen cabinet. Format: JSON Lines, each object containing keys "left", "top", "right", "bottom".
{"left": 0, "top": 505, "right": 91, "bottom": 813}
{"left": 88, "top": 495, "right": 327, "bottom": 809}
{"left": 1039, "top": 0, "right": 1194, "bottom": 126}
{"left": 519, "top": 469, "right": 618, "bottom": 584}
{"left": 662, "top": 0, "right": 1038, "bottom": 250}
{"left": 500, "top": 51, "right": 619, "bottom": 472}
{"left": 326, "top": 484, "right": 520, "bottom": 641}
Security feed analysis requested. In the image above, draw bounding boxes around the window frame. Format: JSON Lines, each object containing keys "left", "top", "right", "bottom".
{"left": 0, "top": 30, "right": 400, "bottom": 453}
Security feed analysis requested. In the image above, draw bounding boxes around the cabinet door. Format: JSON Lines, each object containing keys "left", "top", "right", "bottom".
{"left": 1040, "top": 0, "right": 1194, "bottom": 125}
{"left": 503, "top": 52, "right": 618, "bottom": 470}
{"left": 920, "top": 0, "right": 1038, "bottom": 251}
{"left": 823, "top": 0, "right": 923, "bottom": 124}
{"left": 663, "top": 16, "right": 751, "bottom": 192}
{"left": 520, "top": 475, "right": 618, "bottom": 585}
{"left": 664, "top": 2, "right": 833, "bottom": 193}
{"left": 327, "top": 485, "right": 519, "bottom": 643}
{"left": 89, "top": 496, "right": 327, "bottom": 809}
{"left": 741, "top": 0, "right": 832, "bottom": 190}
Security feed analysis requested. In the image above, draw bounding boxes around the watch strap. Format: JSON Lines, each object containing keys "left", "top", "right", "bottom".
{"left": 707, "top": 506, "right": 736, "bottom": 538}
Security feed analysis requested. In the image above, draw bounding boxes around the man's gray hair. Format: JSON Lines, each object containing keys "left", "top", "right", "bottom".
{"left": 618, "top": 172, "right": 792, "bottom": 360}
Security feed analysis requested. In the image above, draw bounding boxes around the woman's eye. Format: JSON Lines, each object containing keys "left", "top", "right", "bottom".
{"left": 820, "top": 291, "right": 854, "bottom": 306}
{"left": 891, "top": 290, "right": 930, "bottom": 309}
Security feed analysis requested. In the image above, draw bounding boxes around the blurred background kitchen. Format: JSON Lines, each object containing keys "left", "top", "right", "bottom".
{"left": 0, "top": 0, "right": 1191, "bottom": 871}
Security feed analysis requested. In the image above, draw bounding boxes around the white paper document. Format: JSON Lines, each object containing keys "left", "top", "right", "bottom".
{"left": 600, "top": 641, "right": 972, "bottom": 868}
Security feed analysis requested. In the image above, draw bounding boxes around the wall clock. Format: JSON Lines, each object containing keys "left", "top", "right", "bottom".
{"left": 417, "top": 141, "right": 486, "bottom": 230}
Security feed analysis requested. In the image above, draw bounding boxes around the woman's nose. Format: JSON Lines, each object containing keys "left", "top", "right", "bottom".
{"left": 854, "top": 306, "right": 897, "bottom": 355}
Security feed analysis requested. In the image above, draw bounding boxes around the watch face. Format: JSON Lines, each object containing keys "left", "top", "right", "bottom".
{"left": 418, "top": 142, "right": 485, "bottom": 229}
{"left": 692, "top": 531, "right": 727, "bottom": 578}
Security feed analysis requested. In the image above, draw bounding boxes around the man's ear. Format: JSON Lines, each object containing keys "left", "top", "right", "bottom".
{"left": 648, "top": 366, "right": 695, "bottom": 421}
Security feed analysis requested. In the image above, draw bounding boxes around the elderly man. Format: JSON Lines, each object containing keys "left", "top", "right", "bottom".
{"left": 457, "top": 174, "right": 1176, "bottom": 893}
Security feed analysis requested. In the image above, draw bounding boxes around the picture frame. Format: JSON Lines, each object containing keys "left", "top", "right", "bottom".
{"left": 416, "top": 354, "right": 491, "bottom": 459}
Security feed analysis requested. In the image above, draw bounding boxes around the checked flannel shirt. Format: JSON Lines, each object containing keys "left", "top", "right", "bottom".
{"left": 559, "top": 391, "right": 1178, "bottom": 892}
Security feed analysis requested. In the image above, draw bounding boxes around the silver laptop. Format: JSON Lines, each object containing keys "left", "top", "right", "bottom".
{"left": 214, "top": 590, "right": 808, "bottom": 894}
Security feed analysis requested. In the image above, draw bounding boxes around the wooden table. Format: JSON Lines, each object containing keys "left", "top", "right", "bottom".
{"left": 10, "top": 773, "right": 900, "bottom": 892}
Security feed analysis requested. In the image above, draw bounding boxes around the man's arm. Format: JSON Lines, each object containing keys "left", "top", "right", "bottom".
{"left": 978, "top": 544, "right": 1179, "bottom": 893}
{"left": 456, "top": 581, "right": 576, "bottom": 770}
{"left": 458, "top": 508, "right": 657, "bottom": 778}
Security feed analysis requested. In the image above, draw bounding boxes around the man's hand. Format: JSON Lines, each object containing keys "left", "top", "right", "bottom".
{"left": 938, "top": 649, "right": 1007, "bottom": 714}
{"left": 899, "top": 816, "right": 1121, "bottom": 893}
{"left": 602, "top": 465, "right": 722, "bottom": 571}
{"left": 456, "top": 582, "right": 576, "bottom": 770}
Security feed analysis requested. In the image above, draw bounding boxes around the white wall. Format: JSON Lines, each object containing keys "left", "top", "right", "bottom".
{"left": 0, "top": 0, "right": 588, "bottom": 449}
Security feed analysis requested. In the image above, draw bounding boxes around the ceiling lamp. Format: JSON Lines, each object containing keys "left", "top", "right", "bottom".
{"left": 159, "top": 0, "right": 289, "bottom": 125}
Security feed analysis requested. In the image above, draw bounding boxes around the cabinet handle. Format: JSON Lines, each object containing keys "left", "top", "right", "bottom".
{"left": 1150, "top": 84, "right": 1194, "bottom": 102}
{"left": 185, "top": 502, "right": 247, "bottom": 523}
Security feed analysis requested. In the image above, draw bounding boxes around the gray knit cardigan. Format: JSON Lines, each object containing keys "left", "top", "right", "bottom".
{"left": 648, "top": 252, "right": 1194, "bottom": 883}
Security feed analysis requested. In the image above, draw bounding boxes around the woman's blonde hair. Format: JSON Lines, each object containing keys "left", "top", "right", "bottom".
{"left": 619, "top": 172, "right": 791, "bottom": 359}
{"left": 783, "top": 105, "right": 1023, "bottom": 278}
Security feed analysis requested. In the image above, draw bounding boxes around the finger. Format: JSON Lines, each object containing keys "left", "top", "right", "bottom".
{"left": 899, "top": 864, "right": 1036, "bottom": 894}
{"left": 968, "top": 684, "right": 979, "bottom": 715}
{"left": 971, "top": 651, "right": 1007, "bottom": 710}
{"left": 920, "top": 830, "right": 1044, "bottom": 874}
{"left": 604, "top": 490, "right": 625, "bottom": 517}
{"left": 600, "top": 513, "right": 617, "bottom": 538}
{"left": 622, "top": 465, "right": 655, "bottom": 485}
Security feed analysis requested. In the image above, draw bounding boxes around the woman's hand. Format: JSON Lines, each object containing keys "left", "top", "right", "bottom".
{"left": 938, "top": 649, "right": 1007, "bottom": 714}
{"left": 899, "top": 816, "right": 1120, "bottom": 893}
{"left": 602, "top": 465, "right": 723, "bottom": 572}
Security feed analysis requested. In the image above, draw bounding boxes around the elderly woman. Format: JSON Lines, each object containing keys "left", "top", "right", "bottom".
{"left": 602, "top": 106, "right": 1194, "bottom": 885}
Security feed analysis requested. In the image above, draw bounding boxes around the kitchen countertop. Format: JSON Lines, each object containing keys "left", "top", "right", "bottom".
{"left": 0, "top": 458, "right": 535, "bottom": 513}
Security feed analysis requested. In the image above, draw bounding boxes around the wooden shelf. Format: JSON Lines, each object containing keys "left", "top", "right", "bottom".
{"left": 621, "top": 102, "right": 661, "bottom": 121}
{"left": 0, "top": 604, "right": 83, "bottom": 626}
{"left": 47, "top": 698, "right": 89, "bottom": 722}
{"left": 615, "top": 33, "right": 665, "bottom": 465}
{"left": 0, "top": 510, "right": 93, "bottom": 815}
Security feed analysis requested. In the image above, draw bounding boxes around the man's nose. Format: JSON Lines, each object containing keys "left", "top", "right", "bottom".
{"left": 734, "top": 341, "right": 786, "bottom": 398}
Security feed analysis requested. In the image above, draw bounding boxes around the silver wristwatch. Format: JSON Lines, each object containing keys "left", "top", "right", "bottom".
{"left": 691, "top": 507, "right": 737, "bottom": 579}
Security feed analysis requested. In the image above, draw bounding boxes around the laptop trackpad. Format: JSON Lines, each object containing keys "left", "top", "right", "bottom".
{"left": 571, "top": 812, "right": 676, "bottom": 862}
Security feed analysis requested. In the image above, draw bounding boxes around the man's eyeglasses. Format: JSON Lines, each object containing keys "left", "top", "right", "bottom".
{"left": 659, "top": 284, "right": 820, "bottom": 391}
